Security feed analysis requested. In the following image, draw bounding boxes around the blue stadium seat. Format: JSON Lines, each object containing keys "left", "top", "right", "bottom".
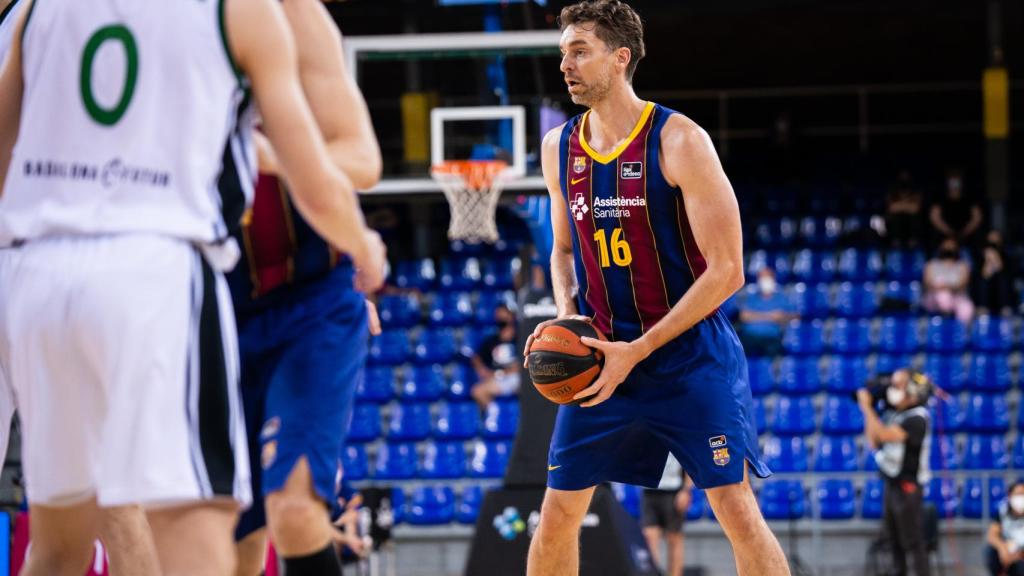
{"left": 459, "top": 326, "right": 492, "bottom": 359}
{"left": 759, "top": 480, "right": 806, "bottom": 520}
{"left": 972, "top": 315, "right": 1014, "bottom": 352}
{"left": 474, "top": 290, "right": 506, "bottom": 325}
{"left": 875, "top": 354, "right": 913, "bottom": 376}
{"left": 434, "top": 401, "right": 480, "bottom": 440}
{"left": 387, "top": 403, "right": 432, "bottom": 441}
{"left": 969, "top": 354, "right": 1012, "bottom": 392}
{"left": 438, "top": 257, "right": 481, "bottom": 291}
{"left": 926, "top": 316, "right": 969, "bottom": 353}
{"left": 469, "top": 440, "right": 511, "bottom": 478}
{"left": 456, "top": 486, "right": 484, "bottom": 524}
{"left": 777, "top": 357, "right": 821, "bottom": 395}
{"left": 763, "top": 436, "right": 809, "bottom": 472}
{"left": 771, "top": 252, "right": 793, "bottom": 283}
{"left": 772, "top": 396, "right": 816, "bottom": 436}
{"left": 837, "top": 248, "right": 883, "bottom": 281}
{"left": 447, "top": 363, "right": 478, "bottom": 400}
{"left": 429, "top": 291, "right": 473, "bottom": 327}
{"left": 748, "top": 357, "right": 775, "bottom": 396}
{"left": 357, "top": 367, "right": 395, "bottom": 404}
{"left": 391, "top": 488, "right": 407, "bottom": 524}
{"left": 374, "top": 442, "right": 418, "bottom": 480}
{"left": 612, "top": 483, "right": 643, "bottom": 520}
{"left": 930, "top": 397, "right": 965, "bottom": 433}
{"left": 1014, "top": 436, "right": 1024, "bottom": 469}
{"left": 814, "top": 434, "right": 859, "bottom": 472}
{"left": 878, "top": 317, "right": 922, "bottom": 354}
{"left": 825, "top": 355, "right": 871, "bottom": 393}
{"left": 821, "top": 396, "right": 864, "bottom": 435}
{"left": 790, "top": 282, "right": 832, "bottom": 318}
{"left": 925, "top": 478, "right": 960, "bottom": 519}
{"left": 377, "top": 293, "right": 422, "bottom": 328}
{"left": 420, "top": 441, "right": 467, "bottom": 479}
{"left": 745, "top": 249, "right": 770, "bottom": 280}
{"left": 929, "top": 435, "right": 959, "bottom": 470}
{"left": 752, "top": 397, "right": 767, "bottom": 434}
{"left": 407, "top": 486, "right": 456, "bottom": 525}
{"left": 687, "top": 489, "right": 707, "bottom": 521}
{"left": 962, "top": 477, "right": 1006, "bottom": 519}
{"left": 863, "top": 447, "right": 879, "bottom": 472}
{"left": 482, "top": 399, "right": 519, "bottom": 439}
{"left": 368, "top": 330, "right": 411, "bottom": 366}
{"left": 483, "top": 256, "right": 516, "bottom": 290}
{"left": 791, "top": 250, "right": 836, "bottom": 284}
{"left": 782, "top": 320, "right": 825, "bottom": 355}
{"left": 413, "top": 328, "right": 457, "bottom": 364}
{"left": 341, "top": 444, "right": 369, "bottom": 481}
{"left": 880, "top": 281, "right": 922, "bottom": 315}
{"left": 923, "top": 354, "right": 968, "bottom": 393}
{"left": 965, "top": 393, "right": 1010, "bottom": 433}
{"left": 393, "top": 259, "right": 436, "bottom": 291}
{"left": 400, "top": 364, "right": 446, "bottom": 402}
{"left": 818, "top": 479, "right": 856, "bottom": 520}
{"left": 833, "top": 281, "right": 878, "bottom": 317}
{"left": 862, "top": 479, "right": 884, "bottom": 519}
{"left": 347, "top": 403, "right": 382, "bottom": 443}
{"left": 885, "top": 250, "right": 926, "bottom": 282}
{"left": 799, "top": 216, "right": 842, "bottom": 248}
{"left": 962, "top": 434, "right": 1009, "bottom": 470}
{"left": 828, "top": 318, "right": 872, "bottom": 354}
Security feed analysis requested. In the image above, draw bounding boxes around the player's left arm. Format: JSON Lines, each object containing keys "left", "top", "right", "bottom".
{"left": 281, "top": 0, "right": 381, "bottom": 190}
{"left": 575, "top": 114, "right": 745, "bottom": 407}
{"left": 0, "top": 0, "right": 30, "bottom": 196}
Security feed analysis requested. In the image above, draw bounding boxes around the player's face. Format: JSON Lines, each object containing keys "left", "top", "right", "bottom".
{"left": 559, "top": 24, "right": 617, "bottom": 106}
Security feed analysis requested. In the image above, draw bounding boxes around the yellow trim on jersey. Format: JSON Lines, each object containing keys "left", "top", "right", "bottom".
{"left": 579, "top": 101, "right": 655, "bottom": 165}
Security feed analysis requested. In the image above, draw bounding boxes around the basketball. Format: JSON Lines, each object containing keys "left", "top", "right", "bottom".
{"left": 527, "top": 318, "right": 607, "bottom": 405}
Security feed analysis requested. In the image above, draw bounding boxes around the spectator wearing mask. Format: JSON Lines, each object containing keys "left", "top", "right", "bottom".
{"left": 470, "top": 304, "right": 520, "bottom": 409}
{"left": 923, "top": 238, "right": 974, "bottom": 324}
{"left": 929, "top": 169, "right": 983, "bottom": 246}
{"left": 974, "top": 230, "right": 1014, "bottom": 314}
{"left": 641, "top": 454, "right": 693, "bottom": 576}
{"left": 737, "top": 268, "right": 796, "bottom": 357}
{"left": 857, "top": 369, "right": 934, "bottom": 576}
{"left": 885, "top": 170, "right": 925, "bottom": 249}
{"left": 987, "top": 482, "right": 1024, "bottom": 576}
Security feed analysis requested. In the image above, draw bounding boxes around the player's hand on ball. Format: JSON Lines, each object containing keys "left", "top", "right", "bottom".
{"left": 522, "top": 314, "right": 591, "bottom": 368}
{"left": 573, "top": 337, "right": 647, "bottom": 407}
{"left": 354, "top": 230, "right": 387, "bottom": 293}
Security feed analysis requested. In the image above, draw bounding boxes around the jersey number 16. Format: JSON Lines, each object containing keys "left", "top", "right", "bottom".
{"left": 593, "top": 228, "right": 633, "bottom": 268}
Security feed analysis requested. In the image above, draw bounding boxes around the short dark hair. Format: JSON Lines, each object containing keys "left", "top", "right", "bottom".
{"left": 558, "top": 0, "right": 646, "bottom": 81}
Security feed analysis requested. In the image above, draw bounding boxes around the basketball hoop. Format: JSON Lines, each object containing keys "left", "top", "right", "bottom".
{"left": 431, "top": 159, "right": 510, "bottom": 244}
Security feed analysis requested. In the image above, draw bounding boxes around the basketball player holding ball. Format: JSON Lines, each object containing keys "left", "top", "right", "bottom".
{"left": 524, "top": 2, "right": 790, "bottom": 574}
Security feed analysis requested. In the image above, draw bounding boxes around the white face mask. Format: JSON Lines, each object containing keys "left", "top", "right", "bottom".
{"left": 886, "top": 387, "right": 906, "bottom": 407}
{"left": 1011, "top": 495, "right": 1024, "bottom": 514}
{"left": 758, "top": 277, "right": 777, "bottom": 294}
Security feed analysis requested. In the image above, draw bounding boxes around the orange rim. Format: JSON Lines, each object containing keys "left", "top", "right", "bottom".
{"left": 431, "top": 159, "right": 508, "bottom": 190}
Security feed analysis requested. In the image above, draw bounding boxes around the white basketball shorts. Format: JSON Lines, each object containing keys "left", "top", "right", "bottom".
{"left": 0, "top": 235, "right": 251, "bottom": 508}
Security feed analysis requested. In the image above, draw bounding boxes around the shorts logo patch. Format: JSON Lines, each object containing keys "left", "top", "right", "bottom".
{"left": 261, "top": 416, "right": 280, "bottom": 440}
{"left": 708, "top": 435, "right": 727, "bottom": 448}
{"left": 262, "top": 440, "right": 277, "bottom": 470}
{"left": 712, "top": 447, "right": 730, "bottom": 467}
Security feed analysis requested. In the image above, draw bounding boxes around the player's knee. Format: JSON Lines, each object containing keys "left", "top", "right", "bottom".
{"left": 538, "top": 492, "right": 588, "bottom": 536}
{"left": 266, "top": 491, "right": 326, "bottom": 539}
{"left": 27, "top": 540, "right": 95, "bottom": 576}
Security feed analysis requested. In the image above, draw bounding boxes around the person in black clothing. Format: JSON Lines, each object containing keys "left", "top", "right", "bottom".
{"left": 929, "top": 169, "right": 983, "bottom": 247}
{"left": 470, "top": 304, "right": 520, "bottom": 409}
{"left": 974, "top": 230, "right": 1015, "bottom": 314}
{"left": 857, "top": 369, "right": 934, "bottom": 576}
{"left": 884, "top": 170, "right": 925, "bottom": 249}
{"left": 987, "top": 481, "right": 1024, "bottom": 576}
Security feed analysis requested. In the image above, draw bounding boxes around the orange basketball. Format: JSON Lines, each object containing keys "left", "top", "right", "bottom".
{"left": 527, "top": 319, "right": 607, "bottom": 405}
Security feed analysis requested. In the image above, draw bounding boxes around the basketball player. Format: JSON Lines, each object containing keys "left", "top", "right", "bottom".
{"left": 0, "top": 2, "right": 384, "bottom": 576}
{"left": 525, "top": 2, "right": 789, "bottom": 575}
{"left": 230, "top": 2, "right": 383, "bottom": 574}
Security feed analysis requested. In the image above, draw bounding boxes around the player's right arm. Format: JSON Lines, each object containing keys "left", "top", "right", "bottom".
{"left": 227, "top": 0, "right": 384, "bottom": 292}
{"left": 0, "top": 0, "right": 29, "bottom": 196}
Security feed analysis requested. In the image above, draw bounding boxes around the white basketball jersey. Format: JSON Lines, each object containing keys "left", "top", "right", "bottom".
{"left": 0, "top": 0, "right": 254, "bottom": 244}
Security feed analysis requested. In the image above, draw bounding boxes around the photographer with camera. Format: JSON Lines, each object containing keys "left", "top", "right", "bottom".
{"left": 857, "top": 369, "right": 934, "bottom": 576}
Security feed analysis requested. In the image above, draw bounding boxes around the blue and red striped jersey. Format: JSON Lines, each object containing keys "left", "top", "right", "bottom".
{"left": 559, "top": 102, "right": 707, "bottom": 342}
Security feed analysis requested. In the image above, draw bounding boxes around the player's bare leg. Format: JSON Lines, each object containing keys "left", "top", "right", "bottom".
{"left": 99, "top": 505, "right": 160, "bottom": 576}
{"left": 148, "top": 501, "right": 239, "bottom": 576}
{"left": 22, "top": 500, "right": 100, "bottom": 576}
{"left": 526, "top": 486, "right": 596, "bottom": 576}
{"left": 641, "top": 526, "right": 663, "bottom": 568}
{"left": 666, "top": 531, "right": 684, "bottom": 576}
{"left": 234, "top": 528, "right": 269, "bottom": 576}
{"left": 705, "top": 468, "right": 790, "bottom": 576}
{"left": 265, "top": 457, "right": 342, "bottom": 571}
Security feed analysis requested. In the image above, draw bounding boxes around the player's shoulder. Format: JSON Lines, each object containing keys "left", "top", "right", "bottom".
{"left": 658, "top": 111, "right": 712, "bottom": 153}
{"left": 541, "top": 122, "right": 568, "bottom": 151}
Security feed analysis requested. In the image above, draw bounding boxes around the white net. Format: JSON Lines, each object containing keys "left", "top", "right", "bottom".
{"left": 431, "top": 160, "right": 509, "bottom": 244}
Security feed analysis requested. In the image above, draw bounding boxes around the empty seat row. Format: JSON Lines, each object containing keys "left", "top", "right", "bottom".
{"left": 377, "top": 290, "right": 515, "bottom": 328}
{"left": 368, "top": 328, "right": 486, "bottom": 366}
{"left": 342, "top": 440, "right": 512, "bottom": 481}
{"left": 390, "top": 256, "right": 518, "bottom": 292}
{"left": 746, "top": 248, "right": 925, "bottom": 283}
{"left": 348, "top": 400, "right": 518, "bottom": 442}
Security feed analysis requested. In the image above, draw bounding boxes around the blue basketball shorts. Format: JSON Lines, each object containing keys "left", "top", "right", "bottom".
{"left": 235, "top": 283, "right": 367, "bottom": 540}
{"left": 546, "top": 310, "right": 770, "bottom": 491}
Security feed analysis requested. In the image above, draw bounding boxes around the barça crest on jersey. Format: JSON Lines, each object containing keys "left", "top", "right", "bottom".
{"left": 621, "top": 161, "right": 642, "bottom": 179}
{"left": 573, "top": 156, "right": 587, "bottom": 174}
{"left": 712, "top": 447, "right": 730, "bottom": 467}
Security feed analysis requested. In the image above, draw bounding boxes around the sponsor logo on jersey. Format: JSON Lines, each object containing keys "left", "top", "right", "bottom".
{"left": 621, "top": 162, "right": 642, "bottom": 179}
{"left": 712, "top": 447, "right": 730, "bottom": 466}
{"left": 708, "top": 435, "right": 728, "bottom": 448}
{"left": 570, "top": 192, "right": 589, "bottom": 221}
{"left": 592, "top": 195, "right": 646, "bottom": 219}
{"left": 573, "top": 155, "right": 587, "bottom": 174}
{"left": 21, "top": 157, "right": 171, "bottom": 189}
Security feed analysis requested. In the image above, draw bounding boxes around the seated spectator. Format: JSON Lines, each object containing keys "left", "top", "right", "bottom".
{"left": 737, "top": 268, "right": 796, "bottom": 357}
{"left": 986, "top": 481, "right": 1024, "bottom": 576}
{"left": 923, "top": 238, "right": 974, "bottom": 324}
{"left": 974, "top": 230, "right": 1014, "bottom": 314}
{"left": 470, "top": 304, "right": 520, "bottom": 409}
{"left": 929, "top": 169, "right": 983, "bottom": 246}
{"left": 884, "top": 170, "right": 924, "bottom": 248}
